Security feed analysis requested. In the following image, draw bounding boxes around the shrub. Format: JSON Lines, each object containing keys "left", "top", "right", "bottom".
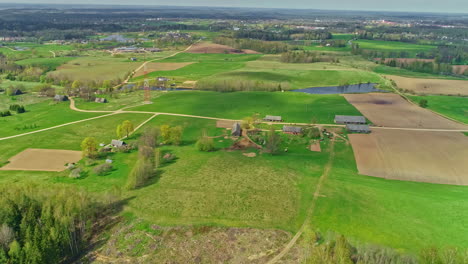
{"left": 93, "top": 163, "right": 113, "bottom": 176}
{"left": 196, "top": 136, "right": 215, "bottom": 152}
{"left": 69, "top": 168, "right": 82, "bottom": 178}
{"left": 9, "top": 104, "right": 25, "bottom": 113}
{"left": 419, "top": 99, "right": 428, "bottom": 108}
{"left": 0, "top": 111, "right": 11, "bottom": 117}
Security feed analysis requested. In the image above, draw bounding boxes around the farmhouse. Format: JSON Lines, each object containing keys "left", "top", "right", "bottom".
{"left": 335, "top": 115, "right": 366, "bottom": 124}
{"left": 232, "top": 122, "right": 242, "bottom": 136}
{"left": 283, "top": 126, "right": 303, "bottom": 135}
{"left": 111, "top": 140, "right": 126, "bottom": 148}
{"left": 130, "top": 57, "right": 138, "bottom": 61}
{"left": 54, "top": 95, "right": 68, "bottom": 101}
{"left": 95, "top": 98, "right": 108, "bottom": 103}
{"left": 263, "top": 115, "right": 282, "bottom": 122}
{"left": 346, "top": 124, "right": 371, "bottom": 133}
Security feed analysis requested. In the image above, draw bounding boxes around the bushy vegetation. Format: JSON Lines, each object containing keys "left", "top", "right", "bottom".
{"left": 9, "top": 104, "right": 26, "bottom": 113}
{"left": 196, "top": 79, "right": 290, "bottom": 92}
{"left": 0, "top": 185, "right": 115, "bottom": 263}
{"left": 281, "top": 51, "right": 340, "bottom": 63}
{"left": 196, "top": 131, "right": 215, "bottom": 152}
{"left": 213, "top": 37, "right": 289, "bottom": 54}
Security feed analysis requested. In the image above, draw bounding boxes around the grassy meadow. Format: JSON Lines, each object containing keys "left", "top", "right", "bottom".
{"left": 128, "top": 91, "right": 363, "bottom": 123}
{"left": 354, "top": 40, "right": 436, "bottom": 57}
{"left": 48, "top": 56, "right": 139, "bottom": 82}
{"left": 312, "top": 141, "right": 468, "bottom": 253}
{"left": 408, "top": 95, "right": 468, "bottom": 123}
{"left": 0, "top": 100, "right": 104, "bottom": 137}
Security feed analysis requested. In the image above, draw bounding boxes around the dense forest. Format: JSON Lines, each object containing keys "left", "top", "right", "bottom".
{"left": 0, "top": 185, "right": 119, "bottom": 263}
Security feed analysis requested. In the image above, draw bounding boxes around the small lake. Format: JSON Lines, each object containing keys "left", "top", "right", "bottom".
{"left": 291, "top": 83, "right": 385, "bottom": 94}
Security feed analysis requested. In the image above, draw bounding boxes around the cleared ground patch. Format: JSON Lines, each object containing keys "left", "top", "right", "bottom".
{"left": 386, "top": 75, "right": 468, "bottom": 96}
{"left": 349, "top": 130, "right": 468, "bottom": 185}
{"left": 344, "top": 93, "right": 467, "bottom": 129}
{"left": 133, "top": 62, "right": 194, "bottom": 77}
{"left": 0, "top": 148, "right": 81, "bottom": 172}
{"left": 187, "top": 42, "right": 259, "bottom": 54}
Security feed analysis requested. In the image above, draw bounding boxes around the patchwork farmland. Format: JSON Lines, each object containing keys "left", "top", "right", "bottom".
{"left": 0, "top": 6, "right": 468, "bottom": 263}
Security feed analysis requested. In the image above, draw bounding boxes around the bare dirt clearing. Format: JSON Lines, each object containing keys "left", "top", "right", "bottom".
{"left": 0, "top": 148, "right": 81, "bottom": 171}
{"left": 133, "top": 62, "right": 194, "bottom": 77}
{"left": 86, "top": 221, "right": 296, "bottom": 263}
{"left": 186, "top": 42, "right": 260, "bottom": 54}
{"left": 344, "top": 93, "right": 467, "bottom": 129}
{"left": 385, "top": 75, "right": 468, "bottom": 96}
{"left": 216, "top": 120, "right": 235, "bottom": 129}
{"left": 349, "top": 130, "right": 468, "bottom": 185}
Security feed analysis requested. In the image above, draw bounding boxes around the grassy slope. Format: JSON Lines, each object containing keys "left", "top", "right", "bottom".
{"left": 209, "top": 56, "right": 385, "bottom": 89}
{"left": 15, "top": 57, "right": 76, "bottom": 70}
{"left": 407, "top": 95, "right": 468, "bottom": 124}
{"left": 313, "top": 142, "right": 468, "bottom": 253}
{"left": 128, "top": 91, "right": 363, "bottom": 123}
{"left": 0, "top": 100, "right": 105, "bottom": 137}
{"left": 374, "top": 65, "right": 468, "bottom": 80}
{"left": 355, "top": 40, "right": 436, "bottom": 55}
{"left": 131, "top": 53, "right": 262, "bottom": 82}
{"left": 0, "top": 113, "right": 152, "bottom": 162}
{"left": 74, "top": 91, "right": 151, "bottom": 111}
{"left": 48, "top": 56, "right": 139, "bottom": 82}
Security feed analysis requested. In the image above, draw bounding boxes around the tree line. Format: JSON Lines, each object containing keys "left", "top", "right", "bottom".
{"left": 0, "top": 184, "right": 118, "bottom": 263}
{"left": 196, "top": 79, "right": 290, "bottom": 92}
{"left": 213, "top": 37, "right": 289, "bottom": 54}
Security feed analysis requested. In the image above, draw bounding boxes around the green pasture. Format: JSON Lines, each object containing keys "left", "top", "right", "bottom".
{"left": 74, "top": 91, "right": 151, "bottom": 111}
{"left": 374, "top": 65, "right": 468, "bottom": 80}
{"left": 0, "top": 80, "right": 62, "bottom": 92}
{"left": 131, "top": 53, "right": 262, "bottom": 82}
{"left": 312, "top": 142, "right": 468, "bottom": 253}
{"left": 0, "top": 100, "right": 104, "bottom": 137}
{"left": 0, "top": 43, "right": 75, "bottom": 58}
{"left": 15, "top": 57, "right": 77, "bottom": 70}
{"left": 47, "top": 56, "right": 139, "bottom": 82}
{"left": 354, "top": 40, "right": 436, "bottom": 57}
{"left": 128, "top": 91, "right": 363, "bottom": 123}
{"left": 408, "top": 95, "right": 468, "bottom": 123}
{"left": 0, "top": 113, "right": 152, "bottom": 163}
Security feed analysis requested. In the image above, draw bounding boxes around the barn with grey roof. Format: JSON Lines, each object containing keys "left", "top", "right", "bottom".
{"left": 346, "top": 124, "right": 371, "bottom": 133}
{"left": 263, "top": 115, "right": 282, "bottom": 122}
{"left": 334, "top": 115, "right": 366, "bottom": 124}
{"left": 283, "top": 126, "right": 303, "bottom": 135}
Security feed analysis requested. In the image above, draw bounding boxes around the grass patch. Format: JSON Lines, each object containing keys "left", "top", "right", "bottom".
{"left": 15, "top": 57, "right": 76, "bottom": 70}
{"left": 0, "top": 100, "right": 105, "bottom": 137}
{"left": 128, "top": 91, "right": 363, "bottom": 123}
{"left": 312, "top": 141, "right": 468, "bottom": 253}
{"left": 355, "top": 40, "right": 436, "bottom": 57}
{"left": 375, "top": 65, "right": 468, "bottom": 80}
{"left": 407, "top": 95, "right": 468, "bottom": 123}
{"left": 131, "top": 53, "right": 261, "bottom": 82}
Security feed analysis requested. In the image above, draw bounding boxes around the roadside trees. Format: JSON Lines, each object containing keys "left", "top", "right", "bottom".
{"left": 81, "top": 137, "right": 98, "bottom": 158}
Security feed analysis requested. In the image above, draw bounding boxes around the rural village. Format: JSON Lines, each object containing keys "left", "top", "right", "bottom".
{"left": 0, "top": 3, "right": 467, "bottom": 264}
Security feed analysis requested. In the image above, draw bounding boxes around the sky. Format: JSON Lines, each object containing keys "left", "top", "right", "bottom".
{"left": 3, "top": 0, "right": 468, "bottom": 13}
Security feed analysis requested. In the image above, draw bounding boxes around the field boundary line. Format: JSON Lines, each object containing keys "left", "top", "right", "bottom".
{"left": 267, "top": 139, "right": 336, "bottom": 264}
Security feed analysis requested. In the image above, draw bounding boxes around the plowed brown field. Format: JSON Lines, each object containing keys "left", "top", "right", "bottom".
{"left": 0, "top": 148, "right": 81, "bottom": 172}
{"left": 349, "top": 130, "right": 468, "bottom": 185}
{"left": 385, "top": 75, "right": 468, "bottom": 96}
{"left": 343, "top": 93, "right": 467, "bottom": 129}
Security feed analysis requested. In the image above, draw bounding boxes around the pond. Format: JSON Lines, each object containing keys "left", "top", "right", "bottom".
{"left": 291, "top": 83, "right": 386, "bottom": 94}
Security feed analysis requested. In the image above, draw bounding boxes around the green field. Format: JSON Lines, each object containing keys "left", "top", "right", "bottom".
{"left": 374, "top": 65, "right": 468, "bottom": 80}
{"left": 354, "top": 40, "right": 436, "bottom": 52}
{"left": 313, "top": 142, "right": 468, "bottom": 252}
{"left": 131, "top": 53, "right": 262, "bottom": 82}
{"left": 0, "top": 100, "right": 104, "bottom": 137}
{"left": 48, "top": 56, "right": 139, "bottom": 82}
{"left": 408, "top": 95, "right": 468, "bottom": 123}
{"left": 15, "top": 57, "right": 77, "bottom": 70}
{"left": 128, "top": 91, "right": 363, "bottom": 123}
{"left": 0, "top": 113, "right": 152, "bottom": 163}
